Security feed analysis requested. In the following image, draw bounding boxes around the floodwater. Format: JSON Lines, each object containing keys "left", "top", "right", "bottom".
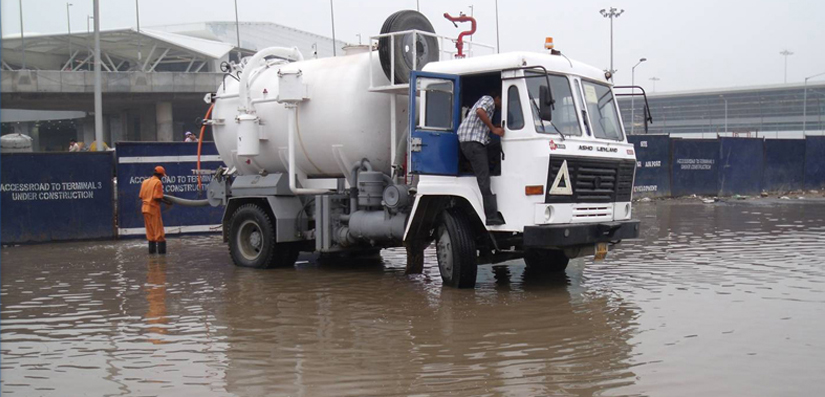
{"left": 2, "top": 199, "right": 825, "bottom": 397}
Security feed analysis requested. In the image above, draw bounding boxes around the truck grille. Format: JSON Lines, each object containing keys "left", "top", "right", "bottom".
{"left": 545, "top": 157, "right": 636, "bottom": 204}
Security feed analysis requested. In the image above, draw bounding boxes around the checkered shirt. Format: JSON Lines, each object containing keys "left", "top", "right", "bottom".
{"left": 457, "top": 95, "right": 496, "bottom": 145}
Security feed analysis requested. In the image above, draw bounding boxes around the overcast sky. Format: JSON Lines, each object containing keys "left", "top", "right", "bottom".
{"left": 2, "top": 0, "right": 824, "bottom": 92}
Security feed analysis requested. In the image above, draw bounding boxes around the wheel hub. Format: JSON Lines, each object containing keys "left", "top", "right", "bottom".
{"left": 436, "top": 227, "right": 453, "bottom": 276}
{"left": 238, "top": 220, "right": 263, "bottom": 260}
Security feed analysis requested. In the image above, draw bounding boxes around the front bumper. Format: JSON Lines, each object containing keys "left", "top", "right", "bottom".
{"left": 523, "top": 220, "right": 641, "bottom": 249}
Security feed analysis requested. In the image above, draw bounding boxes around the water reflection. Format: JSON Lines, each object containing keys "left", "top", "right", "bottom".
{"left": 2, "top": 199, "right": 824, "bottom": 396}
{"left": 145, "top": 257, "right": 168, "bottom": 344}
{"left": 218, "top": 256, "right": 638, "bottom": 397}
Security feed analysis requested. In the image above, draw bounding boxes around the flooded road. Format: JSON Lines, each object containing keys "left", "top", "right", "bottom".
{"left": 2, "top": 199, "right": 825, "bottom": 396}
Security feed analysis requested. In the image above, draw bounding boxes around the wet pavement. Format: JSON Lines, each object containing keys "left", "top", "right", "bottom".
{"left": 2, "top": 199, "right": 825, "bottom": 396}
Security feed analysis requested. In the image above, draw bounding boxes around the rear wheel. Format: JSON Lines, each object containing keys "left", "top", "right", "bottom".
{"left": 435, "top": 209, "right": 478, "bottom": 288}
{"left": 228, "top": 204, "right": 299, "bottom": 269}
{"left": 523, "top": 249, "right": 569, "bottom": 273}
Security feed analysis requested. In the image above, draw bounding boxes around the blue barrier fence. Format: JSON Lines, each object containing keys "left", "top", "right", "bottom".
{"left": 628, "top": 135, "right": 824, "bottom": 198}
{"left": 719, "top": 138, "right": 764, "bottom": 196}
{"left": 763, "top": 140, "right": 805, "bottom": 192}
{"left": 1, "top": 152, "right": 116, "bottom": 244}
{"left": 671, "top": 139, "right": 720, "bottom": 197}
{"left": 804, "top": 136, "right": 825, "bottom": 190}
{"left": 115, "top": 142, "right": 224, "bottom": 238}
{"left": 628, "top": 135, "right": 671, "bottom": 198}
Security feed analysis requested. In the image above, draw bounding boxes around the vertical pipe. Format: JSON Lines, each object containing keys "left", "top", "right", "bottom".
{"left": 135, "top": 0, "right": 141, "bottom": 60}
{"left": 67, "top": 3, "right": 73, "bottom": 68}
{"left": 495, "top": 0, "right": 500, "bottom": 54}
{"left": 390, "top": 35, "right": 395, "bottom": 85}
{"left": 330, "top": 0, "right": 337, "bottom": 56}
{"left": 803, "top": 79, "right": 808, "bottom": 134}
{"left": 631, "top": 70, "right": 636, "bottom": 135}
{"left": 19, "top": 0, "right": 26, "bottom": 69}
{"left": 234, "top": 0, "right": 242, "bottom": 61}
{"left": 93, "top": 0, "right": 103, "bottom": 150}
{"left": 390, "top": 95, "right": 397, "bottom": 168}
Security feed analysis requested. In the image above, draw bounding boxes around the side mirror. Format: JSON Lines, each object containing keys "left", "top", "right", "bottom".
{"left": 539, "top": 85, "right": 554, "bottom": 122}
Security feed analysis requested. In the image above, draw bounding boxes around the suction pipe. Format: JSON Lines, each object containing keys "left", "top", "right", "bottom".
{"left": 287, "top": 104, "right": 331, "bottom": 195}
{"left": 238, "top": 46, "right": 304, "bottom": 112}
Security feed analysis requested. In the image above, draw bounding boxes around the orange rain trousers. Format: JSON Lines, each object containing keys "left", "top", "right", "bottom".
{"left": 143, "top": 209, "right": 165, "bottom": 242}
{"left": 139, "top": 176, "right": 166, "bottom": 242}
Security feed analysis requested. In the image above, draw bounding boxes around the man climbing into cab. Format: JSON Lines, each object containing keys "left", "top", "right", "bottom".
{"left": 139, "top": 166, "right": 173, "bottom": 254}
{"left": 457, "top": 89, "right": 505, "bottom": 226}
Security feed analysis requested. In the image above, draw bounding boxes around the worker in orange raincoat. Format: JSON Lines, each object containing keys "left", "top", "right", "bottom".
{"left": 139, "top": 166, "right": 172, "bottom": 254}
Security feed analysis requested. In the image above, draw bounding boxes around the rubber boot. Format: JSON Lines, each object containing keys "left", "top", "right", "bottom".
{"left": 484, "top": 195, "right": 505, "bottom": 226}
{"left": 148, "top": 241, "right": 157, "bottom": 254}
{"left": 158, "top": 241, "right": 167, "bottom": 255}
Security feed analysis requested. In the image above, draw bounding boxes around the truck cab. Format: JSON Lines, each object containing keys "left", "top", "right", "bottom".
{"left": 403, "top": 52, "right": 640, "bottom": 287}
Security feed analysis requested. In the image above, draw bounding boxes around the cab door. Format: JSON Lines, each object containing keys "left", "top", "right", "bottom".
{"left": 409, "top": 71, "right": 461, "bottom": 176}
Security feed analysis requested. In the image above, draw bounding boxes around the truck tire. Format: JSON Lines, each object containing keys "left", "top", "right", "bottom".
{"left": 379, "top": 10, "right": 439, "bottom": 84}
{"left": 523, "top": 249, "right": 569, "bottom": 273}
{"left": 435, "top": 209, "right": 478, "bottom": 288}
{"left": 228, "top": 204, "right": 299, "bottom": 269}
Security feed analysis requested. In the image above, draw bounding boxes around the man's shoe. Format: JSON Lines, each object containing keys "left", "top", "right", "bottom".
{"left": 148, "top": 241, "right": 157, "bottom": 254}
{"left": 158, "top": 241, "right": 167, "bottom": 254}
{"left": 486, "top": 213, "right": 505, "bottom": 226}
{"left": 483, "top": 195, "right": 506, "bottom": 226}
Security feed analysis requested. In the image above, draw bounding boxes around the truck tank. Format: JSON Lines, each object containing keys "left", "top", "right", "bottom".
{"left": 212, "top": 49, "right": 408, "bottom": 178}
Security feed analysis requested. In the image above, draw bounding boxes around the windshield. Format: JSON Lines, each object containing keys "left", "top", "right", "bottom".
{"left": 525, "top": 73, "right": 582, "bottom": 136}
{"left": 581, "top": 80, "right": 624, "bottom": 140}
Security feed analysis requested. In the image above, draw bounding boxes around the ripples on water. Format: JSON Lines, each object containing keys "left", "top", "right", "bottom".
{"left": 2, "top": 199, "right": 824, "bottom": 396}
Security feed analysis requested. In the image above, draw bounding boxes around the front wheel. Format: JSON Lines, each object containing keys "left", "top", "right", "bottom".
{"left": 435, "top": 209, "right": 478, "bottom": 288}
{"left": 228, "top": 204, "right": 299, "bottom": 269}
{"left": 523, "top": 249, "right": 569, "bottom": 273}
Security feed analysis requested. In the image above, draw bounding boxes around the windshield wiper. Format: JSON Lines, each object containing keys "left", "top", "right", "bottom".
{"left": 529, "top": 95, "right": 565, "bottom": 141}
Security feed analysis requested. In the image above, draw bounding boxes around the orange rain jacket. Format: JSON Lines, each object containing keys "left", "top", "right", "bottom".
{"left": 139, "top": 176, "right": 166, "bottom": 242}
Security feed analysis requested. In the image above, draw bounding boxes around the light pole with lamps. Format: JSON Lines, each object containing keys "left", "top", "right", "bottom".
{"left": 630, "top": 57, "right": 646, "bottom": 134}
{"left": 599, "top": 7, "right": 624, "bottom": 78}
{"left": 803, "top": 71, "right": 825, "bottom": 134}
{"left": 66, "top": 3, "right": 73, "bottom": 67}
{"left": 719, "top": 95, "right": 728, "bottom": 134}
{"left": 780, "top": 50, "right": 793, "bottom": 84}
{"left": 649, "top": 76, "right": 660, "bottom": 92}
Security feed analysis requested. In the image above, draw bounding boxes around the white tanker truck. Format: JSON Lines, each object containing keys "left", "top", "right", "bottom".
{"left": 198, "top": 10, "right": 642, "bottom": 288}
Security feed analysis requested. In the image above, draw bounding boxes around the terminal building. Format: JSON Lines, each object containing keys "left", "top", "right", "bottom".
{"left": 618, "top": 81, "right": 825, "bottom": 139}
{"left": 1, "top": 22, "right": 346, "bottom": 151}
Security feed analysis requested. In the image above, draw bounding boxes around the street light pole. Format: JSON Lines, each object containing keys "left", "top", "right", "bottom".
{"left": 630, "top": 57, "right": 647, "bottom": 135}
{"left": 330, "top": 0, "right": 337, "bottom": 56}
{"left": 495, "top": 0, "right": 500, "bottom": 54}
{"left": 599, "top": 7, "right": 624, "bottom": 78}
{"left": 803, "top": 71, "right": 825, "bottom": 134}
{"left": 234, "top": 0, "right": 242, "bottom": 61}
{"left": 93, "top": 0, "right": 103, "bottom": 151}
{"left": 19, "top": 0, "right": 26, "bottom": 69}
{"left": 135, "top": 0, "right": 141, "bottom": 60}
{"left": 719, "top": 95, "right": 728, "bottom": 134}
{"left": 67, "top": 3, "right": 73, "bottom": 67}
{"left": 649, "top": 76, "right": 660, "bottom": 92}
{"left": 780, "top": 50, "right": 793, "bottom": 84}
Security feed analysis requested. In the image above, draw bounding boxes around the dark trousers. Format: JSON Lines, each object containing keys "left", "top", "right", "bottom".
{"left": 460, "top": 141, "right": 493, "bottom": 197}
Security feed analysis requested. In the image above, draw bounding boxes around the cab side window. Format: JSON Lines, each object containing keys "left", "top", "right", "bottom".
{"left": 506, "top": 85, "right": 525, "bottom": 130}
